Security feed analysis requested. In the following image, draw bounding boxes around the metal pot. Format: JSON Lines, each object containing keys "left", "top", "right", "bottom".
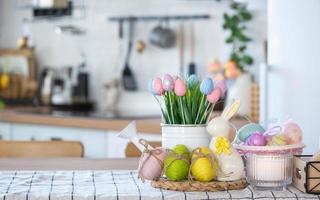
{"left": 149, "top": 21, "right": 176, "bottom": 48}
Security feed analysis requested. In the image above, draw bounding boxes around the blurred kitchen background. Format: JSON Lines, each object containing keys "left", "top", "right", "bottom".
{"left": 0, "top": 0, "right": 319, "bottom": 157}
{"left": 0, "top": 0, "right": 267, "bottom": 112}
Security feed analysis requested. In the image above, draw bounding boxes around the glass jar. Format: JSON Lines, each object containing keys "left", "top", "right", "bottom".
{"left": 246, "top": 153, "right": 293, "bottom": 190}
{"left": 234, "top": 143, "right": 304, "bottom": 191}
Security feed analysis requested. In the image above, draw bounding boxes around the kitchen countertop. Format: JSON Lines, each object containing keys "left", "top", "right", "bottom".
{"left": 0, "top": 106, "right": 250, "bottom": 135}
{"left": 0, "top": 106, "right": 162, "bottom": 133}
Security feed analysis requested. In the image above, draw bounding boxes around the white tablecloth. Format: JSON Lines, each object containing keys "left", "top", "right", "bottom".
{"left": 0, "top": 171, "right": 319, "bottom": 200}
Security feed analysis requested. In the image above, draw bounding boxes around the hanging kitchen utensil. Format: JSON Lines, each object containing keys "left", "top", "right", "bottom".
{"left": 178, "top": 24, "right": 185, "bottom": 76}
{"left": 122, "top": 19, "right": 138, "bottom": 91}
{"left": 119, "top": 19, "right": 124, "bottom": 39}
{"left": 110, "top": 19, "right": 124, "bottom": 81}
{"left": 149, "top": 20, "right": 176, "bottom": 48}
{"left": 188, "top": 23, "right": 197, "bottom": 75}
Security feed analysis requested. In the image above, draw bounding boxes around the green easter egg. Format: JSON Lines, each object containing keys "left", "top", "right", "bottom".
{"left": 164, "top": 156, "right": 189, "bottom": 181}
{"left": 173, "top": 144, "right": 190, "bottom": 160}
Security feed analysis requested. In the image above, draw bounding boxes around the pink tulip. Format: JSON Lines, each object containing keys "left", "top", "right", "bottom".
{"left": 207, "top": 88, "right": 221, "bottom": 103}
{"left": 152, "top": 77, "right": 164, "bottom": 95}
{"left": 215, "top": 80, "right": 227, "bottom": 95}
{"left": 174, "top": 79, "right": 186, "bottom": 97}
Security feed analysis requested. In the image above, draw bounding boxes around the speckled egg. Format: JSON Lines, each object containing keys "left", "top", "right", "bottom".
{"left": 237, "top": 123, "right": 265, "bottom": 142}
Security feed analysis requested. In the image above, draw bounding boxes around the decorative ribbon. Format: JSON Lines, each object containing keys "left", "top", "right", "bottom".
{"left": 263, "top": 125, "right": 282, "bottom": 136}
{"left": 215, "top": 136, "right": 231, "bottom": 155}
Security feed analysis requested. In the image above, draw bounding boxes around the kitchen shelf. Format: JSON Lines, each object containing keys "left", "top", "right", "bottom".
{"left": 16, "top": 0, "right": 87, "bottom": 21}
{"left": 108, "top": 14, "right": 211, "bottom": 22}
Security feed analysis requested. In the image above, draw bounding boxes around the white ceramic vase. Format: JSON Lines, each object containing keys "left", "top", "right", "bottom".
{"left": 226, "top": 73, "right": 252, "bottom": 116}
{"left": 161, "top": 124, "right": 210, "bottom": 150}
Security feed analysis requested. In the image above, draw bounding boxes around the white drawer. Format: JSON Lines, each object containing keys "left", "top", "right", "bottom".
{"left": 0, "top": 122, "right": 11, "bottom": 140}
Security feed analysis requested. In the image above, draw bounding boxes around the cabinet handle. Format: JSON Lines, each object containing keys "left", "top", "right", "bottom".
{"left": 51, "top": 137, "right": 63, "bottom": 141}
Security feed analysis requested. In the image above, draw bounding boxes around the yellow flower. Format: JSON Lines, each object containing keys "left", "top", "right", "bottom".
{"left": 214, "top": 136, "right": 231, "bottom": 155}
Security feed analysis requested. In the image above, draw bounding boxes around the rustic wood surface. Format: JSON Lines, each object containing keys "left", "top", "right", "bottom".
{"left": 0, "top": 141, "right": 84, "bottom": 157}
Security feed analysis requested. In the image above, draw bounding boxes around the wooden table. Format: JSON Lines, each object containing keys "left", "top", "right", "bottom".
{"left": 0, "top": 158, "right": 139, "bottom": 170}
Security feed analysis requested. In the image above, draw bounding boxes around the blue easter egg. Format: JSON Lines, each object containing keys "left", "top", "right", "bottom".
{"left": 237, "top": 123, "right": 265, "bottom": 142}
{"left": 200, "top": 78, "right": 214, "bottom": 95}
{"left": 187, "top": 74, "right": 199, "bottom": 89}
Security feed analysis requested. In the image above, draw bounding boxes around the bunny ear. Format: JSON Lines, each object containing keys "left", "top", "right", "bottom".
{"left": 222, "top": 100, "right": 241, "bottom": 120}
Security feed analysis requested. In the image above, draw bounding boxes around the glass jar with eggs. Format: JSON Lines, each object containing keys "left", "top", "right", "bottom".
{"left": 233, "top": 119, "right": 305, "bottom": 190}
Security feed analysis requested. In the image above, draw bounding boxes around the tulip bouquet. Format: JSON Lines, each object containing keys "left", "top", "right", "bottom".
{"left": 148, "top": 74, "right": 226, "bottom": 125}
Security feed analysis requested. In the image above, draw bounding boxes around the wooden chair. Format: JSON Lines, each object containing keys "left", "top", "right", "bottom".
{"left": 0, "top": 141, "right": 84, "bottom": 157}
{"left": 125, "top": 141, "right": 161, "bottom": 157}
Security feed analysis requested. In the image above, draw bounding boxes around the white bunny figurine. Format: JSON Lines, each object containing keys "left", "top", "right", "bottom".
{"left": 207, "top": 100, "right": 244, "bottom": 181}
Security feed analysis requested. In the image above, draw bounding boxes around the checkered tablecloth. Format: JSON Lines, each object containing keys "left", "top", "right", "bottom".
{"left": 0, "top": 171, "right": 319, "bottom": 200}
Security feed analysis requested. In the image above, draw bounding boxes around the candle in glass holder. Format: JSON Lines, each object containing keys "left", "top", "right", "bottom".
{"left": 246, "top": 153, "right": 293, "bottom": 190}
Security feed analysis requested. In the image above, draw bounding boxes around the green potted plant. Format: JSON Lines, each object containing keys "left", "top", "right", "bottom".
{"left": 148, "top": 74, "right": 226, "bottom": 150}
{"left": 208, "top": 2, "right": 254, "bottom": 115}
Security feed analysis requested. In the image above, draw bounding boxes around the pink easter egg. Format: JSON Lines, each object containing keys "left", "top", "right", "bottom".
{"left": 215, "top": 80, "right": 227, "bottom": 95}
{"left": 174, "top": 79, "right": 186, "bottom": 96}
{"left": 139, "top": 147, "right": 167, "bottom": 181}
{"left": 282, "top": 122, "right": 303, "bottom": 144}
{"left": 207, "top": 88, "right": 221, "bottom": 103}
{"left": 162, "top": 74, "right": 174, "bottom": 91}
{"left": 152, "top": 77, "right": 164, "bottom": 95}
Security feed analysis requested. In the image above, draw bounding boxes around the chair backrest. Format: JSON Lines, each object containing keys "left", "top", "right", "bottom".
{"left": 125, "top": 141, "right": 161, "bottom": 157}
{"left": 0, "top": 141, "right": 84, "bottom": 157}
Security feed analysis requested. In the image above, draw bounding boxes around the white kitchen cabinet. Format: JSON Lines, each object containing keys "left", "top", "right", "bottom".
{"left": 7, "top": 122, "right": 161, "bottom": 158}
{"left": 0, "top": 122, "right": 11, "bottom": 140}
{"left": 11, "top": 123, "right": 106, "bottom": 158}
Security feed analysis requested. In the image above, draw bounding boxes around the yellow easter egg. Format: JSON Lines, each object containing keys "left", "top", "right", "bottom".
{"left": 192, "top": 147, "right": 211, "bottom": 159}
{"left": 0, "top": 74, "right": 9, "bottom": 89}
{"left": 191, "top": 147, "right": 218, "bottom": 182}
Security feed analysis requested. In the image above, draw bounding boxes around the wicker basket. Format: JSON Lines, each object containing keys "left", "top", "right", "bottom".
{"left": 151, "top": 178, "right": 248, "bottom": 192}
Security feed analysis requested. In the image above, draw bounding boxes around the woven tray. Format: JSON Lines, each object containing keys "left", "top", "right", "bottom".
{"left": 151, "top": 178, "right": 248, "bottom": 192}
